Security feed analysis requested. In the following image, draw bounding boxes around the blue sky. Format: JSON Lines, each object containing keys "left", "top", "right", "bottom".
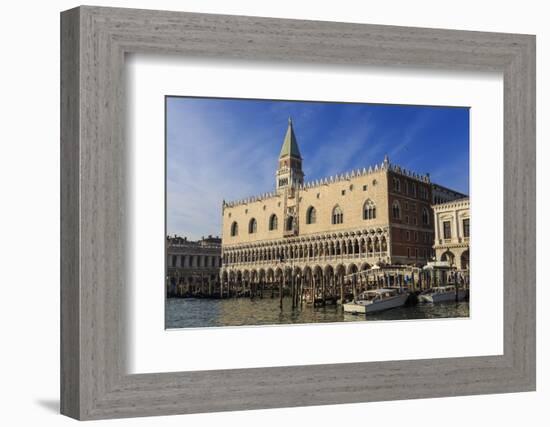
{"left": 166, "top": 97, "right": 469, "bottom": 239}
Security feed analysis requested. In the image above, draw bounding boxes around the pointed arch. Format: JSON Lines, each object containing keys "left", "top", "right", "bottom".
{"left": 381, "top": 236, "right": 388, "bottom": 252}
{"left": 332, "top": 205, "right": 344, "bottom": 224}
{"left": 392, "top": 200, "right": 401, "bottom": 219}
{"left": 269, "top": 214, "right": 278, "bottom": 230}
{"left": 286, "top": 215, "right": 295, "bottom": 231}
{"left": 374, "top": 237, "right": 381, "bottom": 252}
{"left": 393, "top": 177, "right": 401, "bottom": 192}
{"left": 230, "top": 221, "right": 238, "bottom": 236}
{"left": 306, "top": 206, "right": 317, "bottom": 224}
{"left": 363, "top": 199, "right": 376, "bottom": 220}
{"left": 335, "top": 264, "right": 346, "bottom": 276}
{"left": 360, "top": 262, "right": 370, "bottom": 271}
{"left": 248, "top": 218, "right": 257, "bottom": 234}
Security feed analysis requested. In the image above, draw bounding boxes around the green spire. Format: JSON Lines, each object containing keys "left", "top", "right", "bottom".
{"left": 279, "top": 117, "right": 302, "bottom": 159}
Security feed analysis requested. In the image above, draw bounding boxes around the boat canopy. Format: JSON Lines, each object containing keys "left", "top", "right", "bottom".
{"left": 423, "top": 261, "right": 451, "bottom": 270}
{"left": 345, "top": 265, "right": 422, "bottom": 279}
{"left": 364, "top": 288, "right": 396, "bottom": 294}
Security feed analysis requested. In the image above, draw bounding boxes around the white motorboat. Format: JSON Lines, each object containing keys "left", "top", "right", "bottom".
{"left": 343, "top": 288, "right": 408, "bottom": 314}
{"left": 418, "top": 285, "right": 467, "bottom": 303}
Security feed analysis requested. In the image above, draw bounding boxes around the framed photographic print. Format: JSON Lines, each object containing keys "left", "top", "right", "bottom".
{"left": 165, "top": 97, "right": 471, "bottom": 330}
{"left": 61, "top": 6, "right": 536, "bottom": 420}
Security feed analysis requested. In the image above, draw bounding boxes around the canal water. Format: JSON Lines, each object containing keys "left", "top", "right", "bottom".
{"left": 166, "top": 297, "right": 469, "bottom": 329}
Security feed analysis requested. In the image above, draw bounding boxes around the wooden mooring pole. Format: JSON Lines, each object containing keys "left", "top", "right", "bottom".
{"left": 291, "top": 275, "right": 295, "bottom": 309}
{"left": 321, "top": 276, "right": 327, "bottom": 306}
{"left": 279, "top": 278, "right": 283, "bottom": 310}
{"left": 300, "top": 278, "right": 304, "bottom": 309}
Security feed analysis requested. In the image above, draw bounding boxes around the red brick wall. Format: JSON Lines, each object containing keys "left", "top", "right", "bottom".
{"left": 387, "top": 171, "right": 434, "bottom": 264}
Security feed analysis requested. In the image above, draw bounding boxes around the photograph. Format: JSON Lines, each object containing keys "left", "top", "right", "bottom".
{"left": 165, "top": 97, "right": 471, "bottom": 329}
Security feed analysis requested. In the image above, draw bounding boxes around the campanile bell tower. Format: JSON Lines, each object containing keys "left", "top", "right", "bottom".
{"left": 276, "top": 117, "right": 304, "bottom": 192}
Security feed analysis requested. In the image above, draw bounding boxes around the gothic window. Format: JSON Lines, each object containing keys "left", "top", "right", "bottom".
{"left": 306, "top": 206, "right": 316, "bottom": 224}
{"left": 422, "top": 207, "right": 430, "bottom": 225}
{"left": 248, "top": 218, "right": 257, "bottom": 234}
{"left": 392, "top": 200, "right": 401, "bottom": 219}
{"left": 269, "top": 214, "right": 278, "bottom": 230}
{"left": 332, "top": 205, "right": 344, "bottom": 224}
{"left": 393, "top": 177, "right": 401, "bottom": 192}
{"left": 230, "top": 221, "right": 238, "bottom": 236}
{"left": 286, "top": 216, "right": 295, "bottom": 231}
{"left": 363, "top": 199, "right": 376, "bottom": 220}
{"left": 419, "top": 186, "right": 428, "bottom": 200}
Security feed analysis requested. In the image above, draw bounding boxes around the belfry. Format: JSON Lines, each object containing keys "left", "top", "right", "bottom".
{"left": 276, "top": 117, "right": 304, "bottom": 191}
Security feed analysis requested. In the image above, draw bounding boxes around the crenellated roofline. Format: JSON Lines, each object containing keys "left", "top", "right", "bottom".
{"left": 223, "top": 191, "right": 280, "bottom": 209}
{"left": 223, "top": 156, "right": 431, "bottom": 209}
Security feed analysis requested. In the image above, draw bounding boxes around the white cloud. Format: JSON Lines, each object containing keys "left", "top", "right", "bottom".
{"left": 167, "top": 101, "right": 279, "bottom": 239}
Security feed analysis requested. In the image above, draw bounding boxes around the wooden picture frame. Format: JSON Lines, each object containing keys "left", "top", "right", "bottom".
{"left": 60, "top": 5, "right": 536, "bottom": 420}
